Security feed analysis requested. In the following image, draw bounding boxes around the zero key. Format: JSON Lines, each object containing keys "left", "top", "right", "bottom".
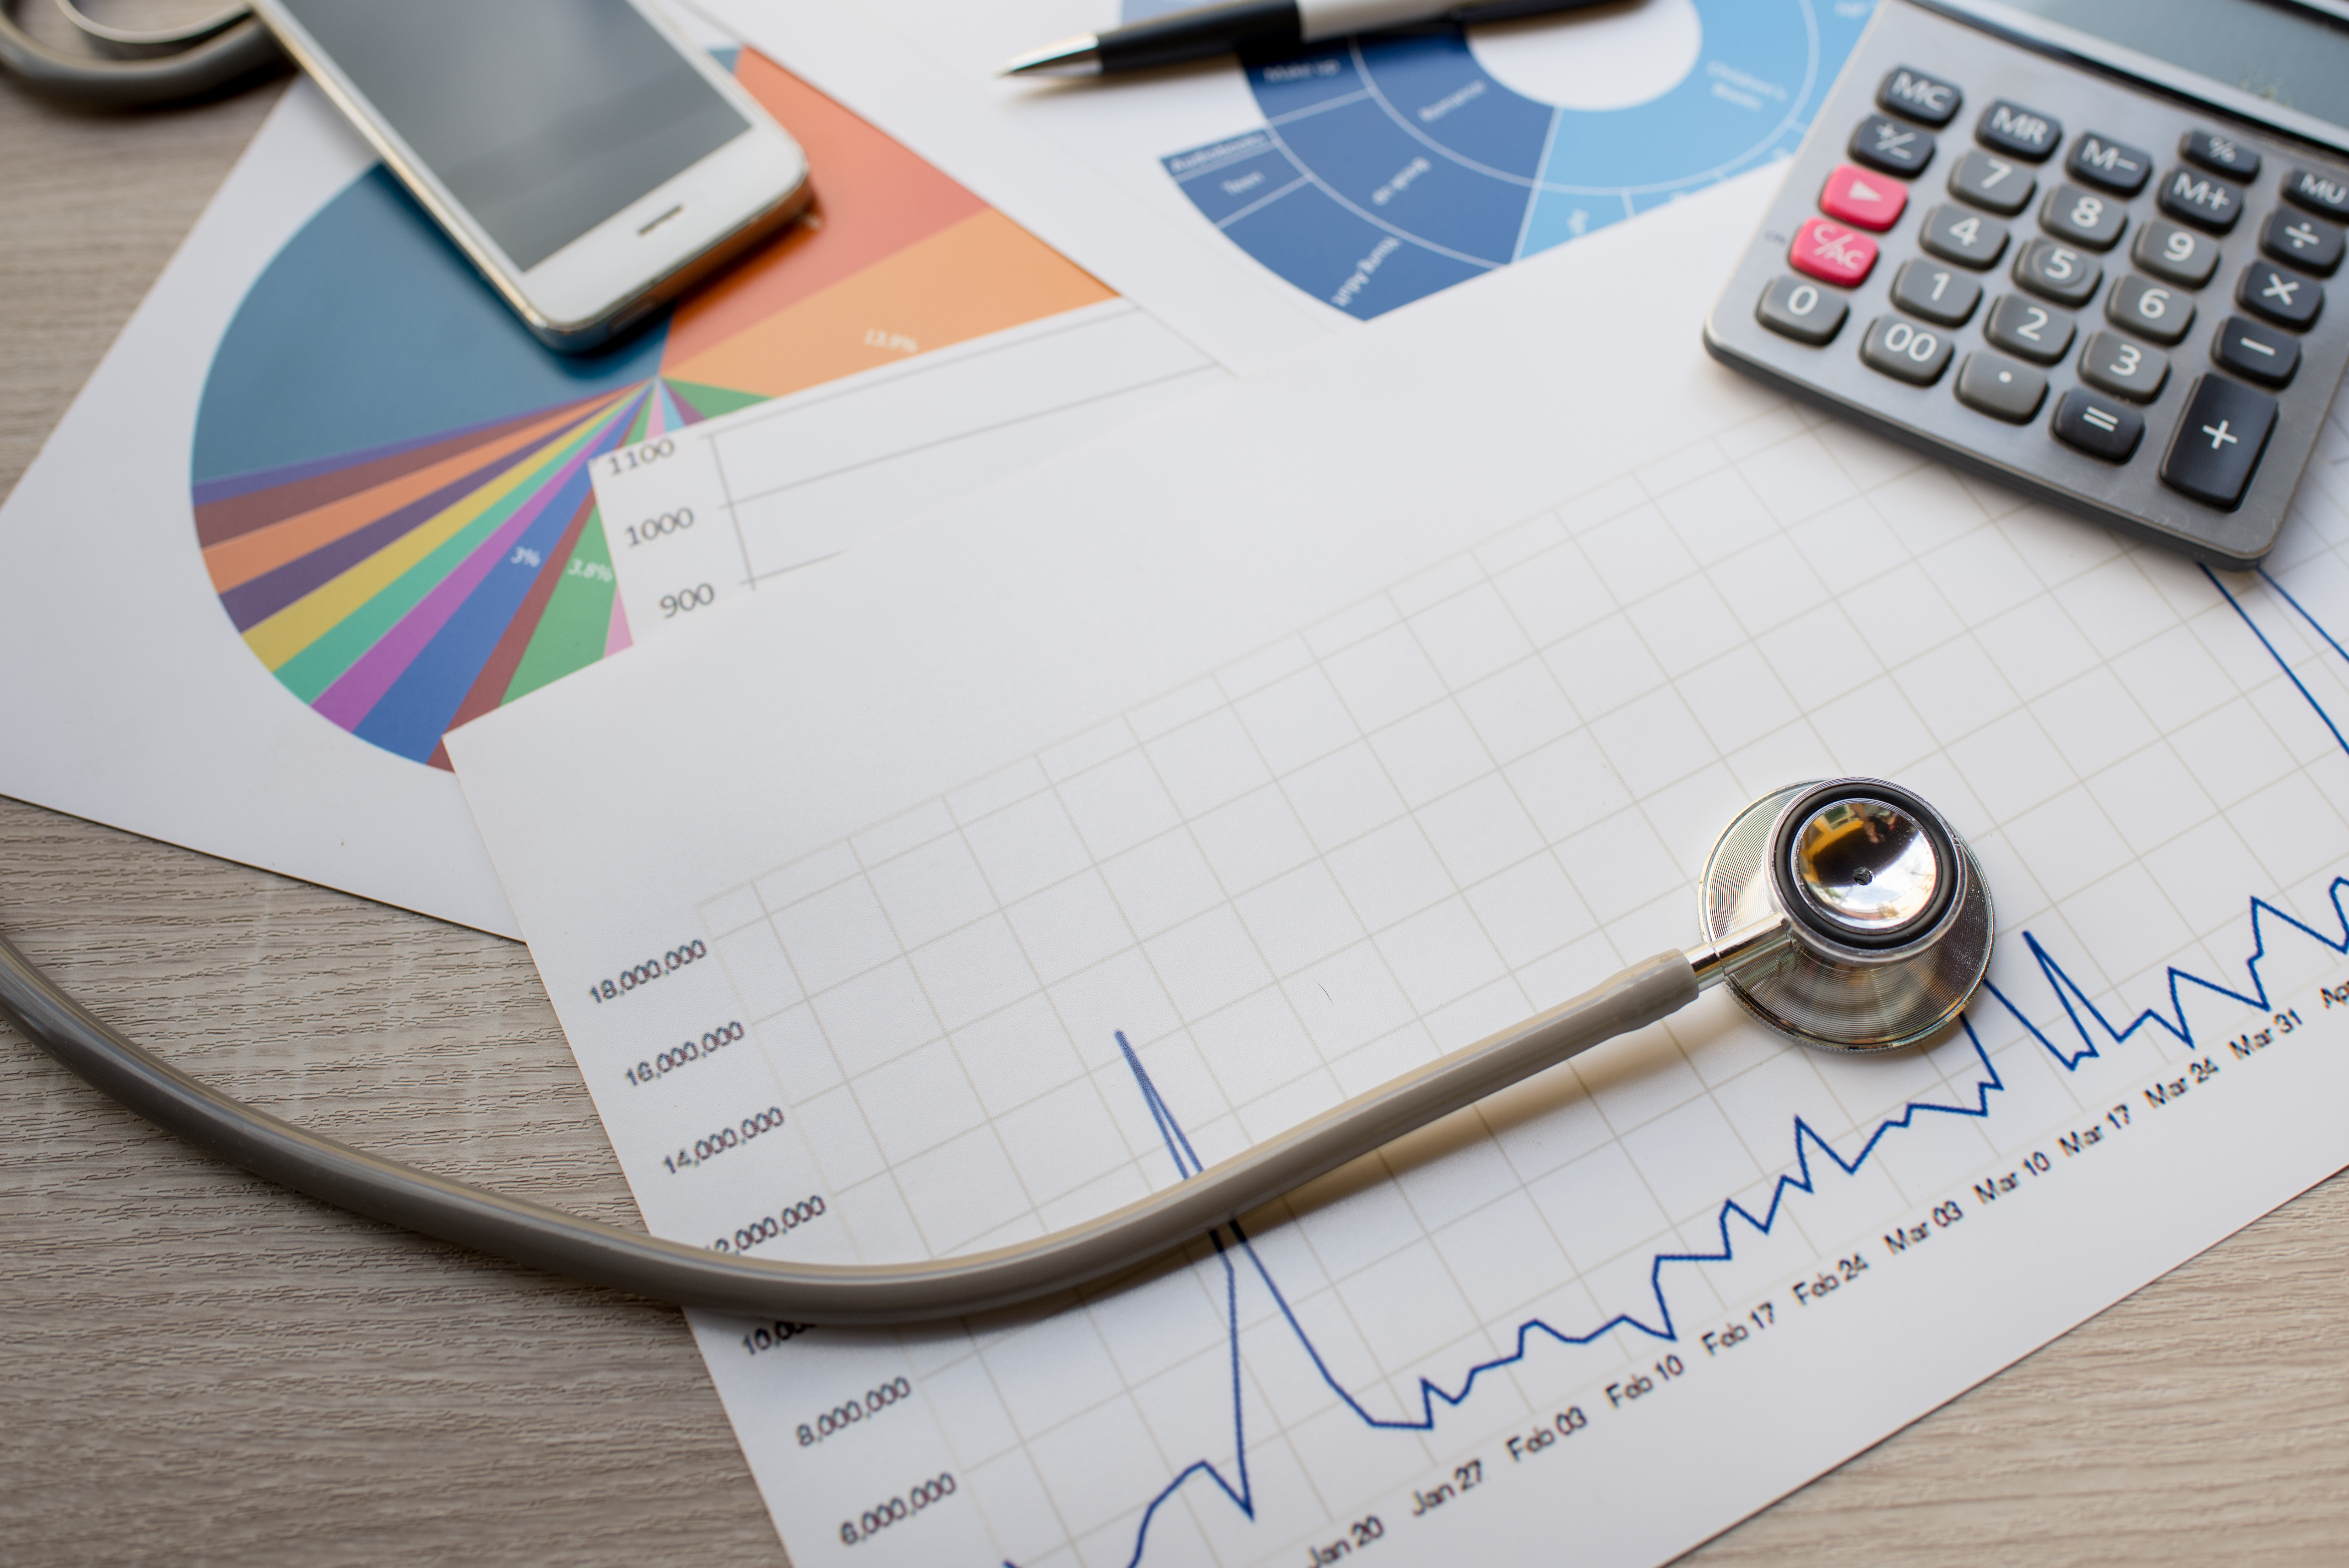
{"left": 2160, "top": 375, "right": 2277, "bottom": 508}
{"left": 1757, "top": 275, "right": 1849, "bottom": 344}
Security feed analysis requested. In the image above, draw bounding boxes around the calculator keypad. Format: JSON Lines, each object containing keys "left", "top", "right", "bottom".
{"left": 2157, "top": 167, "right": 2243, "bottom": 232}
{"left": 1891, "top": 258, "right": 1981, "bottom": 325}
{"left": 1862, "top": 315, "right": 1956, "bottom": 383}
{"left": 2052, "top": 388, "right": 2144, "bottom": 460}
{"left": 1918, "top": 204, "right": 2007, "bottom": 267}
{"left": 2066, "top": 134, "right": 2152, "bottom": 195}
{"left": 2213, "top": 315, "right": 2299, "bottom": 386}
{"left": 2286, "top": 168, "right": 2349, "bottom": 222}
{"left": 1755, "top": 276, "right": 1849, "bottom": 344}
{"left": 2132, "top": 220, "right": 2221, "bottom": 287}
{"left": 1948, "top": 149, "right": 2034, "bottom": 215}
{"left": 2182, "top": 130, "right": 2259, "bottom": 181}
{"left": 2262, "top": 210, "right": 2344, "bottom": 277}
{"left": 1709, "top": 1, "right": 2349, "bottom": 564}
{"left": 1820, "top": 163, "right": 1908, "bottom": 231}
{"left": 1978, "top": 100, "right": 2061, "bottom": 161}
{"left": 1984, "top": 293, "right": 2074, "bottom": 363}
{"left": 2040, "top": 184, "right": 2127, "bottom": 249}
{"left": 1852, "top": 116, "right": 1935, "bottom": 176}
{"left": 2238, "top": 261, "right": 2324, "bottom": 330}
{"left": 2106, "top": 274, "right": 2194, "bottom": 345}
{"left": 1878, "top": 65, "right": 1961, "bottom": 126}
{"left": 1955, "top": 350, "right": 2047, "bottom": 421}
{"left": 2014, "top": 238, "right": 2100, "bottom": 305}
{"left": 2161, "top": 377, "right": 2276, "bottom": 507}
{"left": 2079, "top": 330, "right": 2168, "bottom": 401}
{"left": 1789, "top": 217, "right": 1879, "bottom": 286}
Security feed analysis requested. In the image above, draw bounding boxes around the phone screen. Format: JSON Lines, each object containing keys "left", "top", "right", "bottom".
{"left": 282, "top": 0, "right": 749, "bottom": 272}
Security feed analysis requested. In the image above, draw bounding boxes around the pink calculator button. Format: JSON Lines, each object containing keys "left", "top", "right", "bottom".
{"left": 1790, "top": 217, "right": 1879, "bottom": 286}
{"left": 1818, "top": 163, "right": 1908, "bottom": 231}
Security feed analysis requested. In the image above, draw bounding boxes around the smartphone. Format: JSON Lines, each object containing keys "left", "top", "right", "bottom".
{"left": 250, "top": 0, "right": 811, "bottom": 353}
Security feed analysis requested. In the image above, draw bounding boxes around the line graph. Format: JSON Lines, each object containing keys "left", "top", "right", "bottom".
{"left": 1085, "top": 834, "right": 2349, "bottom": 1568}
{"left": 459, "top": 385, "right": 2349, "bottom": 1568}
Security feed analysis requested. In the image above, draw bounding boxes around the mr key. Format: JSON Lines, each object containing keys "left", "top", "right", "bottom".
{"left": 1702, "top": 0, "right": 2349, "bottom": 567}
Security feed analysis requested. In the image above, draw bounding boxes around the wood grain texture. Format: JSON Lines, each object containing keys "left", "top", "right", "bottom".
{"left": 3, "top": 56, "right": 2349, "bottom": 1568}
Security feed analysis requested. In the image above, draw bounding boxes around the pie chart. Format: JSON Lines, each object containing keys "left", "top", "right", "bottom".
{"left": 191, "top": 51, "right": 1112, "bottom": 768}
{"left": 1153, "top": 0, "right": 1872, "bottom": 317}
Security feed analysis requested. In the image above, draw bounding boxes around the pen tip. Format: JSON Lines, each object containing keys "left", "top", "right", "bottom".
{"left": 1000, "top": 34, "right": 1104, "bottom": 76}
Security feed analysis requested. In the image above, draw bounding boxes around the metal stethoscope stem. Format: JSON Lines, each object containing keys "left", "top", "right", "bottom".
{"left": 0, "top": 778, "right": 1992, "bottom": 1324}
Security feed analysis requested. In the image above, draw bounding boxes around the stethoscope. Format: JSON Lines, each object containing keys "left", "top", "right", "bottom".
{"left": 0, "top": 0, "right": 281, "bottom": 106}
{"left": 0, "top": 777, "right": 1993, "bottom": 1324}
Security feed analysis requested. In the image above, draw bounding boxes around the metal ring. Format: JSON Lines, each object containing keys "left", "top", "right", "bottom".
{"left": 0, "top": 0, "right": 281, "bottom": 105}
{"left": 1698, "top": 779, "right": 1994, "bottom": 1053}
{"left": 53, "top": 0, "right": 247, "bottom": 57}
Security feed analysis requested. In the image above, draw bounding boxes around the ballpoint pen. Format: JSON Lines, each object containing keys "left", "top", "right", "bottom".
{"left": 1003, "top": 0, "right": 1615, "bottom": 78}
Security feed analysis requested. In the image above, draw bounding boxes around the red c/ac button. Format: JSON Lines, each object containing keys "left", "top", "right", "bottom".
{"left": 1819, "top": 162, "right": 1908, "bottom": 231}
{"left": 1790, "top": 217, "right": 1880, "bottom": 286}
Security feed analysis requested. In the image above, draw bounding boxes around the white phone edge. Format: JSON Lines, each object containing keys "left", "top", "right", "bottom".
{"left": 247, "top": 0, "right": 812, "bottom": 353}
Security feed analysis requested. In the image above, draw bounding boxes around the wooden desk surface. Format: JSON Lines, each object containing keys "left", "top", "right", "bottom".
{"left": 5, "top": 61, "right": 2349, "bottom": 1568}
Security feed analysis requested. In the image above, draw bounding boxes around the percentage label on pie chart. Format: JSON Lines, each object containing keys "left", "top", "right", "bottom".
{"left": 1155, "top": 0, "right": 1874, "bottom": 318}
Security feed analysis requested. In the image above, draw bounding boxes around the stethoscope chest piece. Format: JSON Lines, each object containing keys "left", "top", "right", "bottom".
{"left": 1699, "top": 778, "right": 1993, "bottom": 1053}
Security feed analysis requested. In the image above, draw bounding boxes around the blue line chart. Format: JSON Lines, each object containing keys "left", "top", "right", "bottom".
{"left": 1018, "top": 568, "right": 2349, "bottom": 1568}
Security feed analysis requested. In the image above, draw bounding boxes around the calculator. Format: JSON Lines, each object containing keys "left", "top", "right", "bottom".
{"left": 1704, "top": 0, "right": 2349, "bottom": 567}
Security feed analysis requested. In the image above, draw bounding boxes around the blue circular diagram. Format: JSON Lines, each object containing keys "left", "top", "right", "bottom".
{"left": 1154, "top": 0, "right": 1874, "bottom": 317}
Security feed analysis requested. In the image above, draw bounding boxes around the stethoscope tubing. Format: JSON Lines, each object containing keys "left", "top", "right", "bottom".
{"left": 0, "top": 921, "right": 1745, "bottom": 1324}
{"left": 0, "top": 3, "right": 282, "bottom": 106}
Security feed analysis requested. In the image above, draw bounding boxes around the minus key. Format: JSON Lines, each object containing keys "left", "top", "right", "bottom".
{"left": 2213, "top": 314, "right": 2301, "bottom": 385}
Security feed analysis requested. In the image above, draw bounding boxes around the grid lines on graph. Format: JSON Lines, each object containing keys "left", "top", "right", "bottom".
{"left": 692, "top": 398, "right": 2349, "bottom": 1568}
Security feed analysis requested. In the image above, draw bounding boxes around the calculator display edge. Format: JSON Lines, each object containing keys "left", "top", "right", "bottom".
{"left": 1911, "top": 0, "right": 2349, "bottom": 158}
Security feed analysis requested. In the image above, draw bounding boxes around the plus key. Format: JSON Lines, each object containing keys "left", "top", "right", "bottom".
{"left": 2160, "top": 376, "right": 2277, "bottom": 508}
{"left": 1789, "top": 217, "right": 1879, "bottom": 286}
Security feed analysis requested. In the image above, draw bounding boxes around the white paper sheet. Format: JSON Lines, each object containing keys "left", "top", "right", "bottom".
{"left": 0, "top": 33, "right": 1215, "bottom": 935}
{"left": 450, "top": 170, "right": 2349, "bottom": 1568}
{"left": 699, "top": 0, "right": 1874, "bottom": 355}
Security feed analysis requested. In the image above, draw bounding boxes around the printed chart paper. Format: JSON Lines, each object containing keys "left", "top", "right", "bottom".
{"left": 700, "top": 0, "right": 1872, "bottom": 347}
{"left": 453, "top": 172, "right": 2349, "bottom": 1568}
{"left": 0, "top": 33, "right": 1211, "bottom": 935}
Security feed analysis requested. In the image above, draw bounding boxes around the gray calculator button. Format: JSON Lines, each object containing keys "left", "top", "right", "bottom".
{"left": 2067, "top": 134, "right": 2152, "bottom": 196}
{"left": 1977, "top": 100, "right": 2061, "bottom": 162}
{"left": 2160, "top": 375, "right": 2276, "bottom": 508}
{"left": 1851, "top": 114, "right": 1934, "bottom": 177}
{"left": 2040, "top": 183, "right": 2128, "bottom": 250}
{"left": 2014, "top": 237, "right": 2101, "bottom": 305}
{"left": 1860, "top": 315, "right": 1956, "bottom": 385}
{"left": 1918, "top": 203, "right": 2008, "bottom": 268}
{"left": 1984, "top": 293, "right": 2075, "bottom": 363}
{"left": 2181, "top": 130, "right": 2259, "bottom": 182}
{"left": 1757, "top": 275, "right": 1849, "bottom": 345}
{"left": 2260, "top": 209, "right": 2343, "bottom": 277}
{"left": 1947, "top": 149, "right": 2034, "bottom": 216}
{"left": 2132, "top": 220, "right": 2221, "bottom": 288}
{"left": 2212, "top": 315, "right": 2300, "bottom": 386}
{"left": 1954, "top": 351, "right": 2047, "bottom": 422}
{"left": 2156, "top": 167, "right": 2243, "bottom": 233}
{"left": 1891, "top": 258, "right": 1981, "bottom": 325}
{"left": 2105, "top": 274, "right": 2194, "bottom": 345}
{"left": 2285, "top": 168, "right": 2349, "bottom": 222}
{"left": 1878, "top": 65, "right": 1961, "bottom": 127}
{"left": 2079, "top": 330, "right": 2169, "bottom": 401}
{"left": 2238, "top": 260, "right": 2322, "bottom": 330}
{"left": 2052, "top": 388, "right": 2144, "bottom": 461}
